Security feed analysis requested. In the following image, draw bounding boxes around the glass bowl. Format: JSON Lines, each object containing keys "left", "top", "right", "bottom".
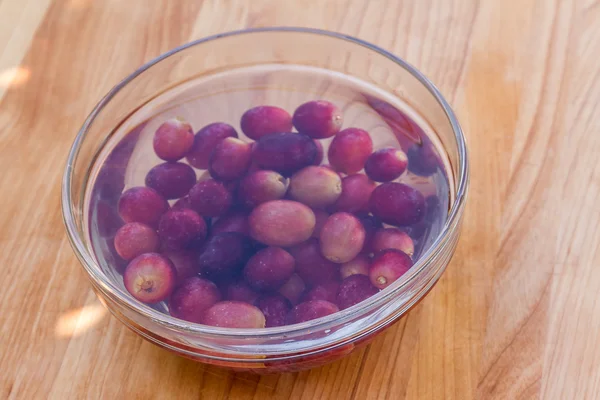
{"left": 62, "top": 27, "right": 468, "bottom": 372}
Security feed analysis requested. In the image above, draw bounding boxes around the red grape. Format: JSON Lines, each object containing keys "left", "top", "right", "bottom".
{"left": 369, "top": 249, "right": 412, "bottom": 289}
{"left": 364, "top": 147, "right": 408, "bottom": 182}
{"left": 327, "top": 128, "right": 373, "bottom": 174}
{"left": 158, "top": 209, "right": 207, "bottom": 250}
{"left": 153, "top": 118, "right": 194, "bottom": 162}
{"left": 238, "top": 170, "right": 287, "bottom": 208}
{"left": 244, "top": 247, "right": 295, "bottom": 291}
{"left": 286, "top": 300, "right": 339, "bottom": 324}
{"left": 336, "top": 274, "right": 378, "bottom": 309}
{"left": 208, "top": 137, "right": 252, "bottom": 181}
{"left": 320, "top": 212, "right": 365, "bottom": 263}
{"left": 288, "top": 238, "right": 338, "bottom": 286}
{"left": 188, "top": 179, "right": 232, "bottom": 217}
{"left": 186, "top": 122, "right": 237, "bottom": 169}
{"left": 292, "top": 100, "right": 343, "bottom": 139}
{"left": 289, "top": 166, "right": 342, "bottom": 208}
{"left": 240, "top": 106, "right": 293, "bottom": 140}
{"left": 201, "top": 301, "right": 266, "bottom": 328}
{"left": 118, "top": 187, "right": 169, "bottom": 227}
{"left": 331, "top": 174, "right": 376, "bottom": 213}
{"left": 252, "top": 132, "right": 318, "bottom": 176}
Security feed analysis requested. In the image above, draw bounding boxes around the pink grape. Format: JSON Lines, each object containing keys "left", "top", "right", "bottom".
{"left": 249, "top": 200, "right": 315, "bottom": 247}
{"left": 369, "top": 182, "right": 425, "bottom": 226}
{"left": 153, "top": 117, "right": 194, "bottom": 162}
{"left": 238, "top": 170, "right": 287, "bottom": 208}
{"left": 278, "top": 274, "right": 306, "bottom": 305}
{"left": 201, "top": 301, "right": 266, "bottom": 328}
{"left": 320, "top": 212, "right": 365, "bottom": 263}
{"left": 145, "top": 162, "right": 196, "bottom": 200}
{"left": 169, "top": 277, "right": 221, "bottom": 323}
{"left": 339, "top": 254, "right": 371, "bottom": 279}
{"left": 114, "top": 222, "right": 159, "bottom": 261}
{"left": 371, "top": 228, "right": 414, "bottom": 257}
{"left": 364, "top": 147, "right": 408, "bottom": 182}
{"left": 118, "top": 186, "right": 169, "bottom": 228}
{"left": 292, "top": 100, "right": 343, "bottom": 139}
{"left": 240, "top": 106, "right": 293, "bottom": 140}
{"left": 123, "top": 253, "right": 176, "bottom": 304}
{"left": 369, "top": 249, "right": 413, "bottom": 289}
{"left": 327, "top": 128, "right": 373, "bottom": 174}
{"left": 186, "top": 122, "right": 237, "bottom": 169}
{"left": 331, "top": 174, "right": 376, "bottom": 213}
{"left": 289, "top": 166, "right": 342, "bottom": 208}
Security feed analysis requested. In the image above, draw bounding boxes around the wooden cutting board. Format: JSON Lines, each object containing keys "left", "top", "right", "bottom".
{"left": 1, "top": 0, "right": 599, "bottom": 398}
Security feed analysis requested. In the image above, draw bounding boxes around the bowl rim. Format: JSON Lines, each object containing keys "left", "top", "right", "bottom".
{"left": 62, "top": 26, "right": 469, "bottom": 339}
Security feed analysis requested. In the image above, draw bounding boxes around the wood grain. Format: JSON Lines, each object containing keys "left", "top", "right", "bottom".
{"left": 1, "top": 0, "right": 600, "bottom": 398}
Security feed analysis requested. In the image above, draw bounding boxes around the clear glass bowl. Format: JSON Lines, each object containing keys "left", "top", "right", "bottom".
{"left": 62, "top": 27, "right": 468, "bottom": 372}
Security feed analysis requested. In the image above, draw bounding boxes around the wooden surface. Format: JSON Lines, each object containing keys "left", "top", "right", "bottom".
{"left": 1, "top": 0, "right": 600, "bottom": 398}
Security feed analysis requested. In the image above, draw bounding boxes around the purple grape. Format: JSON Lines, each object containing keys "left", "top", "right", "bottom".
{"left": 331, "top": 174, "right": 376, "bottom": 213}
{"left": 339, "top": 255, "right": 370, "bottom": 279}
{"left": 172, "top": 196, "right": 192, "bottom": 210}
{"left": 211, "top": 212, "right": 250, "bottom": 236}
{"left": 238, "top": 170, "right": 287, "bottom": 208}
{"left": 249, "top": 200, "right": 315, "bottom": 247}
{"left": 336, "top": 274, "right": 378, "bottom": 309}
{"left": 118, "top": 187, "right": 169, "bottom": 227}
{"left": 255, "top": 294, "right": 292, "bottom": 327}
{"left": 95, "top": 200, "right": 123, "bottom": 238}
{"left": 169, "top": 277, "right": 221, "bottom": 323}
{"left": 223, "top": 280, "right": 260, "bottom": 304}
{"left": 114, "top": 222, "right": 159, "bottom": 261}
{"left": 371, "top": 228, "right": 414, "bottom": 257}
{"left": 292, "top": 100, "right": 343, "bottom": 139}
{"left": 407, "top": 140, "right": 440, "bottom": 177}
{"left": 301, "top": 282, "right": 340, "bottom": 303}
{"left": 311, "top": 209, "right": 329, "bottom": 238}
{"left": 241, "top": 106, "right": 293, "bottom": 140}
{"left": 244, "top": 247, "right": 295, "bottom": 291}
{"left": 144, "top": 162, "right": 196, "bottom": 200}
{"left": 278, "top": 273, "right": 306, "bottom": 305}
{"left": 369, "top": 182, "right": 425, "bottom": 226}
{"left": 201, "top": 301, "right": 266, "bottom": 328}
{"left": 313, "top": 140, "right": 324, "bottom": 165}
{"left": 162, "top": 250, "right": 198, "bottom": 285}
{"left": 320, "top": 213, "right": 366, "bottom": 263}
{"left": 359, "top": 215, "right": 382, "bottom": 254}
{"left": 328, "top": 128, "right": 373, "bottom": 174}
{"left": 153, "top": 118, "right": 194, "bottom": 162}
{"left": 158, "top": 209, "right": 207, "bottom": 250}
{"left": 208, "top": 137, "right": 252, "bottom": 181}
{"left": 186, "top": 122, "right": 238, "bottom": 169}
{"left": 285, "top": 300, "right": 339, "bottom": 324}
{"left": 197, "top": 232, "right": 252, "bottom": 279}
{"left": 369, "top": 249, "right": 412, "bottom": 289}
{"left": 252, "top": 132, "right": 318, "bottom": 176}
{"left": 364, "top": 147, "right": 408, "bottom": 182}
{"left": 188, "top": 179, "right": 232, "bottom": 217}
{"left": 289, "top": 166, "right": 342, "bottom": 208}
{"left": 123, "top": 253, "right": 176, "bottom": 304}
{"left": 288, "top": 238, "right": 338, "bottom": 286}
